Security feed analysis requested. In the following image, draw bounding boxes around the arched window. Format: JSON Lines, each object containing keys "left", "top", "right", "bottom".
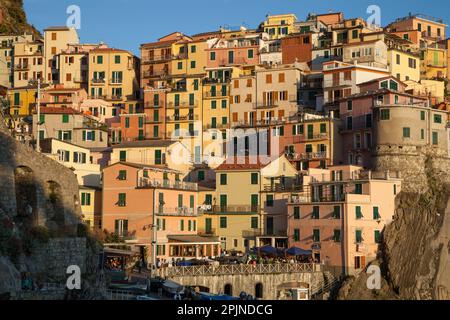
{"left": 255, "top": 283, "right": 263, "bottom": 299}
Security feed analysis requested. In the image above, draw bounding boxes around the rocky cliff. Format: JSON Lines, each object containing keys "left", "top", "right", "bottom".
{"left": 0, "top": 0, "right": 40, "bottom": 36}
{"left": 339, "top": 149, "right": 450, "bottom": 300}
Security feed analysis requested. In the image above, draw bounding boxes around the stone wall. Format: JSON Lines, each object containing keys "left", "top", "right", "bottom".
{"left": 169, "top": 272, "right": 324, "bottom": 300}
{"left": 0, "top": 117, "right": 82, "bottom": 231}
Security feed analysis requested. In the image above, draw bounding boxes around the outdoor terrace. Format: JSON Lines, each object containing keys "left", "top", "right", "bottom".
{"left": 138, "top": 177, "right": 198, "bottom": 191}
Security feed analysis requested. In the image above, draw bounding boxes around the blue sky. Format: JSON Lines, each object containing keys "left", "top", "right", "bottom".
{"left": 24, "top": 0, "right": 450, "bottom": 55}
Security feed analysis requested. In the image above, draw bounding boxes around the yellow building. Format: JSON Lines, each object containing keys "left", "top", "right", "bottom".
{"left": 0, "top": 34, "right": 36, "bottom": 88}
{"left": 7, "top": 85, "right": 41, "bottom": 117}
{"left": 421, "top": 45, "right": 447, "bottom": 79}
{"left": 13, "top": 39, "right": 44, "bottom": 88}
{"left": 88, "top": 47, "right": 140, "bottom": 105}
{"left": 388, "top": 48, "right": 421, "bottom": 82}
{"left": 43, "top": 26, "right": 80, "bottom": 84}
{"left": 198, "top": 154, "right": 298, "bottom": 252}
{"left": 79, "top": 186, "right": 102, "bottom": 229}
{"left": 262, "top": 14, "right": 298, "bottom": 39}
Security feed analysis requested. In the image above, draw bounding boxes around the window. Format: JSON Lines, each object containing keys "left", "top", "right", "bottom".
{"left": 320, "top": 123, "right": 327, "bottom": 133}
{"left": 312, "top": 206, "right": 319, "bottom": 219}
{"left": 421, "top": 129, "right": 425, "bottom": 140}
{"left": 333, "top": 229, "right": 341, "bottom": 243}
{"left": 434, "top": 114, "right": 442, "bottom": 124}
{"left": 81, "top": 192, "right": 91, "bottom": 206}
{"left": 97, "top": 56, "right": 103, "bottom": 64}
{"left": 155, "top": 150, "right": 162, "bottom": 165}
{"left": 355, "top": 206, "right": 363, "bottom": 219}
{"left": 118, "top": 170, "right": 127, "bottom": 180}
{"left": 356, "top": 230, "right": 363, "bottom": 243}
{"left": 251, "top": 217, "right": 258, "bottom": 229}
{"left": 119, "top": 150, "right": 126, "bottom": 162}
{"left": 180, "top": 220, "right": 184, "bottom": 231}
{"left": 125, "top": 118, "right": 130, "bottom": 128}
{"left": 278, "top": 73, "right": 285, "bottom": 83}
{"left": 266, "top": 74, "right": 272, "bottom": 84}
{"left": 352, "top": 30, "right": 358, "bottom": 39}
{"left": 114, "top": 219, "right": 128, "bottom": 237}
{"left": 403, "top": 127, "right": 411, "bottom": 138}
{"left": 346, "top": 116, "right": 353, "bottom": 130}
{"left": 396, "top": 54, "right": 400, "bottom": 65}
{"left": 333, "top": 206, "right": 341, "bottom": 219}
{"left": 190, "top": 61, "right": 196, "bottom": 69}
{"left": 220, "top": 217, "right": 227, "bottom": 228}
{"left": 220, "top": 174, "right": 227, "bottom": 185}
{"left": 294, "top": 229, "right": 300, "bottom": 242}
{"left": 266, "top": 195, "right": 274, "bottom": 207}
{"left": 380, "top": 109, "right": 390, "bottom": 120}
{"left": 57, "top": 150, "right": 70, "bottom": 162}
{"left": 210, "top": 52, "right": 216, "bottom": 61}
{"left": 313, "top": 229, "right": 320, "bottom": 242}
{"left": 62, "top": 114, "right": 69, "bottom": 123}
{"left": 293, "top": 207, "right": 300, "bottom": 219}
{"left": 375, "top": 230, "right": 382, "bottom": 244}
{"left": 251, "top": 173, "right": 258, "bottom": 185}
{"left": 191, "top": 45, "right": 196, "bottom": 53}
{"left": 247, "top": 49, "right": 254, "bottom": 59}
{"left": 432, "top": 132, "right": 439, "bottom": 145}
{"left": 118, "top": 193, "right": 126, "bottom": 207}
{"left": 115, "top": 55, "right": 121, "bottom": 64}
{"left": 420, "top": 111, "right": 426, "bottom": 121}
{"left": 198, "top": 170, "right": 205, "bottom": 181}
{"left": 177, "top": 62, "right": 183, "bottom": 70}
{"left": 373, "top": 207, "right": 380, "bottom": 220}
{"left": 73, "top": 152, "right": 86, "bottom": 164}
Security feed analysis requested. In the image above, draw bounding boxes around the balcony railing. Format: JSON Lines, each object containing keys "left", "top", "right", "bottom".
{"left": 91, "top": 78, "right": 106, "bottom": 84}
{"left": 165, "top": 114, "right": 198, "bottom": 122}
{"left": 208, "top": 205, "right": 259, "bottom": 214}
{"left": 142, "top": 54, "right": 173, "bottom": 63}
{"left": 88, "top": 95, "right": 107, "bottom": 100}
{"left": 156, "top": 206, "right": 197, "bottom": 216}
{"left": 107, "top": 95, "right": 123, "bottom": 101}
{"left": 292, "top": 133, "right": 329, "bottom": 143}
{"left": 204, "top": 90, "right": 230, "bottom": 98}
{"left": 202, "top": 78, "right": 231, "bottom": 85}
{"left": 138, "top": 177, "right": 198, "bottom": 191}
{"left": 156, "top": 263, "right": 321, "bottom": 278}
{"left": 15, "top": 64, "right": 29, "bottom": 70}
{"left": 204, "top": 123, "right": 229, "bottom": 130}
{"left": 290, "top": 193, "right": 346, "bottom": 204}
{"left": 110, "top": 78, "right": 123, "bottom": 84}
{"left": 144, "top": 101, "right": 162, "bottom": 108}
{"left": 254, "top": 102, "right": 279, "bottom": 109}
{"left": 286, "top": 151, "right": 328, "bottom": 161}
{"left": 197, "top": 228, "right": 217, "bottom": 236}
{"left": 143, "top": 70, "right": 169, "bottom": 78}
{"left": 167, "top": 101, "right": 199, "bottom": 109}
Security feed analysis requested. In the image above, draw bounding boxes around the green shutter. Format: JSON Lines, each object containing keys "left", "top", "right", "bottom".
{"left": 251, "top": 217, "right": 258, "bottom": 229}
{"left": 190, "top": 195, "right": 194, "bottom": 209}
{"left": 220, "top": 173, "right": 227, "bottom": 185}
{"left": 356, "top": 206, "right": 362, "bottom": 219}
{"left": 155, "top": 150, "right": 162, "bottom": 164}
{"left": 220, "top": 217, "right": 227, "bottom": 228}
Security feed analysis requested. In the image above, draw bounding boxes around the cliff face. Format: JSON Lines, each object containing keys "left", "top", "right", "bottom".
{"left": 0, "top": 0, "right": 40, "bottom": 36}
{"left": 339, "top": 149, "right": 450, "bottom": 300}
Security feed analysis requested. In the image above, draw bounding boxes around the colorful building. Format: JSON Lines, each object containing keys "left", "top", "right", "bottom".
{"left": 287, "top": 165, "right": 402, "bottom": 275}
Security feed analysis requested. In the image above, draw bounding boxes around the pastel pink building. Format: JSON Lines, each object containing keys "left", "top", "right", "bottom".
{"left": 102, "top": 162, "right": 220, "bottom": 265}
{"left": 287, "top": 165, "right": 401, "bottom": 275}
{"left": 206, "top": 34, "right": 260, "bottom": 68}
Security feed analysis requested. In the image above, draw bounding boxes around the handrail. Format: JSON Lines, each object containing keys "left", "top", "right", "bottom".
{"left": 156, "top": 263, "right": 320, "bottom": 278}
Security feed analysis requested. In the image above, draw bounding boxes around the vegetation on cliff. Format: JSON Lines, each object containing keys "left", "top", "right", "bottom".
{"left": 0, "top": 0, "right": 40, "bottom": 36}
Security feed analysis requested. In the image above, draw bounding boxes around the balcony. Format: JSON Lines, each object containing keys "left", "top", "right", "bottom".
{"left": 145, "top": 116, "right": 163, "bottom": 124}
{"left": 285, "top": 151, "right": 328, "bottom": 161}
{"left": 323, "top": 79, "right": 353, "bottom": 88}
{"left": 142, "top": 54, "right": 173, "bottom": 64}
{"left": 197, "top": 228, "right": 217, "bottom": 236}
{"left": 254, "top": 102, "right": 279, "bottom": 109}
{"left": 210, "top": 205, "right": 259, "bottom": 214}
{"left": 144, "top": 101, "right": 162, "bottom": 108}
{"left": 170, "top": 86, "right": 187, "bottom": 93}
{"left": 290, "top": 193, "right": 346, "bottom": 204}
{"left": 15, "top": 64, "right": 29, "bottom": 71}
{"left": 91, "top": 78, "right": 106, "bottom": 84}
{"left": 204, "top": 123, "right": 229, "bottom": 130}
{"left": 204, "top": 90, "right": 229, "bottom": 99}
{"left": 234, "top": 118, "right": 286, "bottom": 127}
{"left": 263, "top": 184, "right": 303, "bottom": 192}
{"left": 107, "top": 95, "right": 123, "bottom": 101}
{"left": 156, "top": 206, "right": 197, "bottom": 216}
{"left": 143, "top": 70, "right": 169, "bottom": 78}
{"left": 110, "top": 78, "right": 123, "bottom": 85}
{"left": 88, "top": 95, "right": 107, "bottom": 100}
{"left": 165, "top": 114, "right": 198, "bottom": 122}
{"left": 242, "top": 229, "right": 263, "bottom": 238}
{"left": 167, "top": 101, "right": 199, "bottom": 109}
{"left": 202, "top": 78, "right": 231, "bottom": 85}
{"left": 11, "top": 100, "right": 23, "bottom": 107}
{"left": 138, "top": 177, "right": 198, "bottom": 191}
{"left": 73, "top": 77, "right": 87, "bottom": 83}
{"left": 292, "top": 133, "right": 329, "bottom": 143}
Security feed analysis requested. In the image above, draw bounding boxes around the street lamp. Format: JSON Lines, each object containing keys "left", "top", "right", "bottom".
{"left": 29, "top": 78, "right": 41, "bottom": 152}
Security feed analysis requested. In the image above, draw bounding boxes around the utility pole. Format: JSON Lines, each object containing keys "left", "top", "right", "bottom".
{"left": 31, "top": 77, "right": 41, "bottom": 153}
